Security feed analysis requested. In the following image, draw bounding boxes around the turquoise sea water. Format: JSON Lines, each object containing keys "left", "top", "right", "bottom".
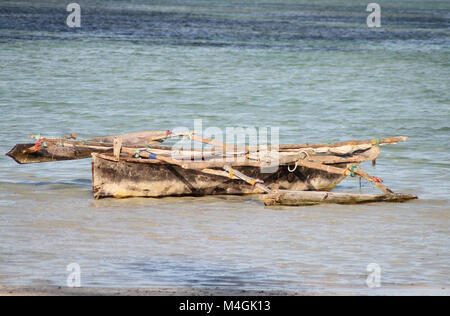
{"left": 0, "top": 0, "right": 449, "bottom": 294}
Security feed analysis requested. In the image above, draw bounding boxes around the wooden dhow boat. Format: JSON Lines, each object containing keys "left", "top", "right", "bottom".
{"left": 6, "top": 132, "right": 418, "bottom": 206}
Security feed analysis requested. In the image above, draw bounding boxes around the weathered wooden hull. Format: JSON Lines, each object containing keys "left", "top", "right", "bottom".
{"left": 92, "top": 154, "right": 348, "bottom": 199}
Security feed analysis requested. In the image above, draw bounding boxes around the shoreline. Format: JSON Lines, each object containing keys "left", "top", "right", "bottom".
{"left": 0, "top": 285, "right": 309, "bottom": 296}
{"left": 2, "top": 285, "right": 449, "bottom": 296}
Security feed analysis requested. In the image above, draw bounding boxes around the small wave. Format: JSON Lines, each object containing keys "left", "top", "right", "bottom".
{"left": 0, "top": 178, "right": 91, "bottom": 187}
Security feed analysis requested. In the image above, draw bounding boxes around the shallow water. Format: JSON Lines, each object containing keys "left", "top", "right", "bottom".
{"left": 0, "top": 0, "right": 449, "bottom": 295}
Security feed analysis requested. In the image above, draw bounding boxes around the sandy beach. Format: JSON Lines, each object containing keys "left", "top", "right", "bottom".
{"left": 0, "top": 285, "right": 307, "bottom": 296}
{"left": 2, "top": 285, "right": 449, "bottom": 296}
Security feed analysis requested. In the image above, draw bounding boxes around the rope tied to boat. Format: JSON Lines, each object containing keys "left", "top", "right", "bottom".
{"left": 344, "top": 165, "right": 358, "bottom": 177}
{"left": 372, "top": 176, "right": 382, "bottom": 183}
{"left": 288, "top": 151, "right": 310, "bottom": 172}
{"left": 33, "top": 134, "right": 49, "bottom": 152}
{"left": 326, "top": 142, "right": 334, "bottom": 154}
{"left": 288, "top": 161, "right": 299, "bottom": 173}
{"left": 349, "top": 166, "right": 357, "bottom": 177}
{"left": 34, "top": 138, "right": 44, "bottom": 152}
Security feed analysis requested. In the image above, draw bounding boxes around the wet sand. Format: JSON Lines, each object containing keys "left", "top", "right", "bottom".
{"left": 0, "top": 285, "right": 306, "bottom": 296}
{"left": 2, "top": 285, "right": 449, "bottom": 296}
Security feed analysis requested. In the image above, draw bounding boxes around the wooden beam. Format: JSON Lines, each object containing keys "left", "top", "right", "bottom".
{"left": 262, "top": 190, "right": 418, "bottom": 206}
{"left": 113, "top": 137, "right": 122, "bottom": 160}
{"left": 223, "top": 165, "right": 271, "bottom": 193}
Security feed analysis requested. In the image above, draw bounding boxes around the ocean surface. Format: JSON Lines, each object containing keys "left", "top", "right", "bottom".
{"left": 0, "top": 0, "right": 449, "bottom": 295}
